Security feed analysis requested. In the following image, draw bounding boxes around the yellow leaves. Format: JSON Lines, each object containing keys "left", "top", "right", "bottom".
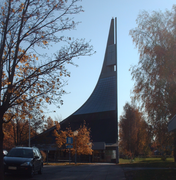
{"left": 12, "top": 9, "right": 15, "bottom": 13}
{"left": 54, "top": 121, "right": 92, "bottom": 155}
{"left": 21, "top": 115, "right": 25, "bottom": 120}
{"left": 3, "top": 113, "right": 10, "bottom": 121}
{"left": 46, "top": 97, "right": 50, "bottom": 103}
{"left": 36, "top": 57, "right": 38, "bottom": 60}
{"left": 29, "top": 114, "right": 33, "bottom": 119}
{"left": 39, "top": 84, "right": 44, "bottom": 88}
{"left": 42, "top": 40, "right": 48, "bottom": 45}
{"left": 8, "top": 88, "right": 13, "bottom": 93}
{"left": 60, "top": 72, "right": 62, "bottom": 76}
{"left": 23, "top": 101, "right": 27, "bottom": 107}
{"left": 21, "top": 95, "right": 27, "bottom": 100}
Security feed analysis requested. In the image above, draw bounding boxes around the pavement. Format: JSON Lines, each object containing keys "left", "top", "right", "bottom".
{"left": 43, "top": 163, "right": 126, "bottom": 180}
{"left": 4, "top": 163, "right": 126, "bottom": 180}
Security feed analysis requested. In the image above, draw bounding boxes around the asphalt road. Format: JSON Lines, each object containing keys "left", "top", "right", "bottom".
{"left": 4, "top": 163, "right": 126, "bottom": 180}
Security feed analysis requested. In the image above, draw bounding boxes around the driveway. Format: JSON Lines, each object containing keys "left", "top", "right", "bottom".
{"left": 5, "top": 163, "right": 126, "bottom": 180}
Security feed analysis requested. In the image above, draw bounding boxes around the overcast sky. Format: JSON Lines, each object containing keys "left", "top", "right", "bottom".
{"left": 45, "top": 0, "right": 176, "bottom": 121}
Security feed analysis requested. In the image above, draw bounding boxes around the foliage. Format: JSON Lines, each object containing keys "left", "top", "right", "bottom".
{"left": 3, "top": 115, "right": 55, "bottom": 149}
{"left": 54, "top": 121, "right": 93, "bottom": 155}
{"left": 3, "top": 122, "right": 14, "bottom": 150}
{"left": 0, "top": 1, "right": 94, "bottom": 178}
{"left": 129, "top": 6, "right": 176, "bottom": 158}
{"left": 43, "top": 116, "right": 58, "bottom": 131}
{"left": 119, "top": 103, "right": 151, "bottom": 157}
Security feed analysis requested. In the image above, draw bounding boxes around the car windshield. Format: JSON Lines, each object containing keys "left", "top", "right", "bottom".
{"left": 7, "top": 149, "right": 33, "bottom": 158}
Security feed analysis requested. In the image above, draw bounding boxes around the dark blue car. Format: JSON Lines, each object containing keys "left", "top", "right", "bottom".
{"left": 4, "top": 147, "right": 43, "bottom": 178}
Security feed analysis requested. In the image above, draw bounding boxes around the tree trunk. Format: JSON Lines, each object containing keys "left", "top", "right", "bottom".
{"left": 0, "top": 118, "right": 4, "bottom": 180}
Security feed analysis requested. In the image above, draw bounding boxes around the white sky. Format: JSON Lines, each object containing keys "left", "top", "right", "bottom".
{"left": 45, "top": 0, "right": 176, "bottom": 121}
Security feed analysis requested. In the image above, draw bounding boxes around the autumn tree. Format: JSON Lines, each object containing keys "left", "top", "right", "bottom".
{"left": 43, "top": 116, "right": 58, "bottom": 131}
{"left": 0, "top": 0, "right": 94, "bottom": 178}
{"left": 3, "top": 122, "right": 14, "bottom": 150}
{"left": 3, "top": 107, "right": 45, "bottom": 148}
{"left": 129, "top": 6, "right": 176, "bottom": 160}
{"left": 54, "top": 121, "right": 93, "bottom": 156}
{"left": 119, "top": 103, "right": 150, "bottom": 157}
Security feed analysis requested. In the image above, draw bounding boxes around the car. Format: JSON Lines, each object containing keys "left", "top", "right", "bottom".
{"left": 3, "top": 146, "right": 43, "bottom": 178}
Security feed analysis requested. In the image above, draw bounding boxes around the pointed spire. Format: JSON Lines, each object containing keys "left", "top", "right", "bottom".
{"left": 74, "top": 18, "right": 117, "bottom": 115}
{"left": 100, "top": 18, "right": 117, "bottom": 79}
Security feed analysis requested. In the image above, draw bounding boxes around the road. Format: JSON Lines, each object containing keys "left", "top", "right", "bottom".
{"left": 4, "top": 163, "right": 126, "bottom": 180}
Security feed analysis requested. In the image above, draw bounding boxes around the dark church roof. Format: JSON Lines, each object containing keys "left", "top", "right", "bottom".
{"left": 74, "top": 76, "right": 116, "bottom": 115}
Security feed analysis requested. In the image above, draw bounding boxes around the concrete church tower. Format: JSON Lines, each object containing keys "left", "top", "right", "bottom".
{"left": 60, "top": 17, "right": 118, "bottom": 162}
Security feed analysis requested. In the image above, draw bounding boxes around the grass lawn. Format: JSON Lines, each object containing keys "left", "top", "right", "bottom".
{"left": 119, "top": 157, "right": 176, "bottom": 180}
{"left": 124, "top": 169, "right": 176, "bottom": 180}
{"left": 43, "top": 162, "right": 94, "bottom": 166}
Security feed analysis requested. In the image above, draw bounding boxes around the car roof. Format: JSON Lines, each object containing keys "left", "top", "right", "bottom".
{"left": 12, "top": 147, "right": 38, "bottom": 150}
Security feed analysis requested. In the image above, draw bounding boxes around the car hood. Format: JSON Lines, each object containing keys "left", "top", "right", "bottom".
{"left": 4, "top": 157, "right": 33, "bottom": 165}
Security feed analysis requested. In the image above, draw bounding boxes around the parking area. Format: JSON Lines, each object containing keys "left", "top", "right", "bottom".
{"left": 5, "top": 163, "right": 126, "bottom": 180}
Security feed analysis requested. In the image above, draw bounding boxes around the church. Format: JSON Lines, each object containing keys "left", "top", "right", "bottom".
{"left": 30, "top": 18, "right": 118, "bottom": 163}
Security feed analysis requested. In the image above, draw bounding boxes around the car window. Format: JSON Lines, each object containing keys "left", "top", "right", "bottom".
{"left": 7, "top": 149, "right": 33, "bottom": 158}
